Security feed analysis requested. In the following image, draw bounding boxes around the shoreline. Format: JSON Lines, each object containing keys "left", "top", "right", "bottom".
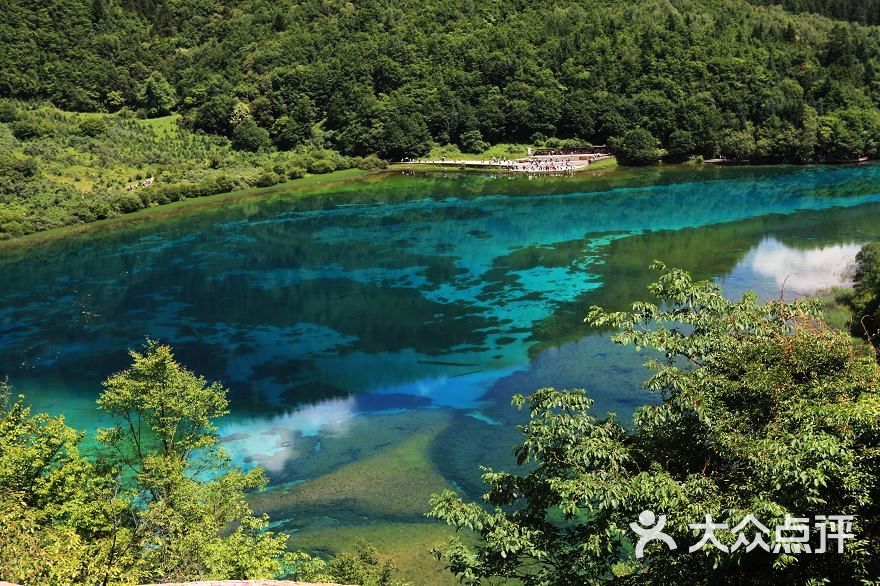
{"left": 392, "top": 154, "right": 617, "bottom": 175}
{"left": 392, "top": 155, "right": 618, "bottom": 175}
{"left": 1, "top": 159, "right": 875, "bottom": 252}
{"left": 0, "top": 169, "right": 374, "bottom": 252}
{"left": 0, "top": 161, "right": 621, "bottom": 251}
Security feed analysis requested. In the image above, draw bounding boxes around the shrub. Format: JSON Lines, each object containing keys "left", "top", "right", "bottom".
{"left": 664, "top": 129, "right": 697, "bottom": 163}
{"left": 561, "top": 138, "right": 592, "bottom": 149}
{"left": 232, "top": 118, "right": 271, "bottom": 152}
{"left": 0, "top": 102, "right": 17, "bottom": 123}
{"left": 286, "top": 165, "right": 306, "bottom": 179}
{"left": 2, "top": 157, "right": 39, "bottom": 178}
{"left": 530, "top": 132, "right": 548, "bottom": 145}
{"left": 325, "top": 544, "right": 395, "bottom": 586}
{"left": 611, "top": 128, "right": 662, "bottom": 166}
{"left": 212, "top": 175, "right": 235, "bottom": 193}
{"left": 334, "top": 155, "right": 354, "bottom": 170}
{"left": 10, "top": 119, "right": 48, "bottom": 140}
{"left": 254, "top": 171, "right": 281, "bottom": 187}
{"left": 78, "top": 117, "right": 108, "bottom": 137}
{"left": 307, "top": 157, "right": 337, "bottom": 174}
{"left": 357, "top": 154, "right": 388, "bottom": 170}
{"left": 111, "top": 193, "right": 145, "bottom": 213}
{"left": 460, "top": 129, "right": 489, "bottom": 153}
{"left": 89, "top": 200, "right": 113, "bottom": 220}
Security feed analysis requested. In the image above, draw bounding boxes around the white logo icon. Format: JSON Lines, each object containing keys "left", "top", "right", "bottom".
{"left": 630, "top": 510, "right": 678, "bottom": 558}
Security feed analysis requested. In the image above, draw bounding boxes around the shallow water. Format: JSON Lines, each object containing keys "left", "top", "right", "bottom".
{"left": 1, "top": 164, "right": 879, "bottom": 535}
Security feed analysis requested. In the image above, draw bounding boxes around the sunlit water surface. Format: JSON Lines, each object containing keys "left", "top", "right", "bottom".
{"left": 1, "top": 164, "right": 879, "bottom": 536}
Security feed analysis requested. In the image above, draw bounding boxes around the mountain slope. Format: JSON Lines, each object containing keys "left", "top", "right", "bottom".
{"left": 2, "top": 0, "right": 880, "bottom": 161}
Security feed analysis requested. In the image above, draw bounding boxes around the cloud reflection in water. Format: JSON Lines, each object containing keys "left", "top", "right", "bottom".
{"left": 219, "top": 395, "right": 356, "bottom": 473}
{"left": 748, "top": 238, "right": 860, "bottom": 295}
{"left": 722, "top": 237, "right": 861, "bottom": 300}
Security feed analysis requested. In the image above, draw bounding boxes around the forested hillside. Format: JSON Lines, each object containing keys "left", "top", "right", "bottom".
{"left": 5, "top": 0, "right": 880, "bottom": 240}
{"left": 3, "top": 0, "right": 880, "bottom": 163}
{"left": 0, "top": 103, "right": 384, "bottom": 238}
{"left": 748, "top": 0, "right": 880, "bottom": 26}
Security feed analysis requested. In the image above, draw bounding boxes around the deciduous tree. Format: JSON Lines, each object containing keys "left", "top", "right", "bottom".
{"left": 430, "top": 263, "right": 880, "bottom": 584}
{"left": 138, "top": 72, "right": 176, "bottom": 118}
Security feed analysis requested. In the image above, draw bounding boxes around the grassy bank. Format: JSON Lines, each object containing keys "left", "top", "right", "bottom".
{"left": 2, "top": 103, "right": 622, "bottom": 244}
{"left": 0, "top": 103, "right": 385, "bottom": 240}
{"left": 0, "top": 168, "right": 376, "bottom": 251}
{"left": 0, "top": 104, "right": 631, "bottom": 249}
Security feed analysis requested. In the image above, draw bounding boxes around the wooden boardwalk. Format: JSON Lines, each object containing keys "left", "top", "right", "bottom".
{"left": 402, "top": 153, "right": 611, "bottom": 174}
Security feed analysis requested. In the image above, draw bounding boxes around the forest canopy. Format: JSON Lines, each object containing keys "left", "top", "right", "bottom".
{"left": 747, "top": 0, "right": 880, "bottom": 26}
{"left": 3, "top": 0, "right": 880, "bottom": 163}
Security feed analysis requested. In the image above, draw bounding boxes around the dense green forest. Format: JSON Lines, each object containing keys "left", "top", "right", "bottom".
{"left": 4, "top": 0, "right": 880, "bottom": 163}
{"left": 748, "top": 0, "right": 880, "bottom": 25}
{"left": 4, "top": 0, "right": 880, "bottom": 238}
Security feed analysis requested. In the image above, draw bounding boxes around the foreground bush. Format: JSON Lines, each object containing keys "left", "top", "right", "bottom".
{"left": 431, "top": 263, "right": 880, "bottom": 584}
{"left": 0, "top": 342, "right": 291, "bottom": 584}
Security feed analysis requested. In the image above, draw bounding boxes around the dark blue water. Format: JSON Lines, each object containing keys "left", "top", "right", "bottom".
{"left": 1, "top": 164, "right": 879, "bottom": 534}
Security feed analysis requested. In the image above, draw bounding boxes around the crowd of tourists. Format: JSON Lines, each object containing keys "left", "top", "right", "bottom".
{"left": 407, "top": 154, "right": 611, "bottom": 173}
{"left": 489, "top": 156, "right": 581, "bottom": 172}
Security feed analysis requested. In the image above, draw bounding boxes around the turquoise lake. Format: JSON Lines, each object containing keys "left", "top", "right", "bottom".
{"left": 1, "top": 164, "right": 880, "bottom": 537}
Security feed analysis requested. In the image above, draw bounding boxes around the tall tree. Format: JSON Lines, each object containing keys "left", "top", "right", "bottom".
{"left": 138, "top": 72, "right": 176, "bottom": 118}
{"left": 0, "top": 341, "right": 294, "bottom": 584}
{"left": 611, "top": 128, "right": 663, "bottom": 166}
{"left": 840, "top": 241, "right": 880, "bottom": 344}
{"left": 96, "top": 340, "right": 289, "bottom": 582}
